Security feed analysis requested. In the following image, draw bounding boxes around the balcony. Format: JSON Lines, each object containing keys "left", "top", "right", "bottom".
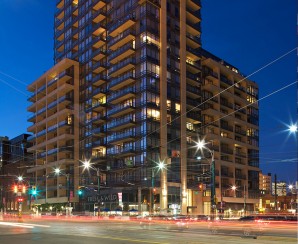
{"left": 186, "top": 84, "right": 201, "bottom": 99}
{"left": 92, "top": 126, "right": 105, "bottom": 136}
{"left": 186, "top": 61, "right": 201, "bottom": 74}
{"left": 107, "top": 104, "right": 135, "bottom": 118}
{"left": 108, "top": 71, "right": 135, "bottom": 91}
{"left": 93, "top": 0, "right": 106, "bottom": 11}
{"left": 220, "top": 99, "right": 234, "bottom": 109}
{"left": 108, "top": 28, "right": 136, "bottom": 50}
{"left": 107, "top": 87, "right": 136, "bottom": 104}
{"left": 186, "top": 7, "right": 201, "bottom": 24}
{"left": 108, "top": 14, "right": 136, "bottom": 37}
{"left": 220, "top": 76, "right": 233, "bottom": 86}
{"left": 93, "top": 21, "right": 106, "bottom": 36}
{"left": 92, "top": 73, "right": 107, "bottom": 86}
{"left": 108, "top": 118, "right": 136, "bottom": 131}
{"left": 92, "top": 87, "right": 106, "bottom": 99}
{"left": 186, "top": 33, "right": 201, "bottom": 49}
{"left": 186, "top": 98, "right": 199, "bottom": 108}
{"left": 235, "top": 174, "right": 247, "bottom": 180}
{"left": 92, "top": 101, "right": 107, "bottom": 112}
{"left": 92, "top": 60, "right": 107, "bottom": 73}
{"left": 112, "top": 145, "right": 136, "bottom": 157}
{"left": 187, "top": 111, "right": 201, "bottom": 123}
{"left": 221, "top": 148, "right": 233, "bottom": 155}
{"left": 56, "top": 0, "right": 64, "bottom": 9}
{"left": 92, "top": 47, "right": 106, "bottom": 61}
{"left": 235, "top": 128, "right": 246, "bottom": 136}
{"left": 204, "top": 70, "right": 218, "bottom": 82}
{"left": 186, "top": 72, "right": 201, "bottom": 86}
{"left": 109, "top": 42, "right": 135, "bottom": 64}
{"left": 186, "top": 20, "right": 201, "bottom": 36}
{"left": 221, "top": 172, "right": 234, "bottom": 178}
{"left": 90, "top": 113, "right": 106, "bottom": 124}
{"left": 186, "top": 46, "right": 201, "bottom": 61}
{"left": 92, "top": 8, "right": 106, "bottom": 23}
{"left": 220, "top": 123, "right": 233, "bottom": 132}
{"left": 93, "top": 34, "right": 106, "bottom": 48}
{"left": 186, "top": 0, "right": 201, "bottom": 11}
{"left": 108, "top": 57, "right": 135, "bottom": 77}
{"left": 107, "top": 132, "right": 136, "bottom": 145}
{"left": 235, "top": 151, "right": 247, "bottom": 158}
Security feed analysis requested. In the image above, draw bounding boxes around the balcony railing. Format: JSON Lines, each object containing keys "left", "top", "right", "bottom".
{"left": 107, "top": 117, "right": 135, "bottom": 130}
{"left": 108, "top": 28, "right": 136, "bottom": 48}
{"left": 108, "top": 42, "right": 135, "bottom": 63}
{"left": 107, "top": 87, "right": 135, "bottom": 103}
{"left": 108, "top": 71, "right": 135, "bottom": 90}
{"left": 186, "top": 84, "right": 200, "bottom": 95}
{"left": 107, "top": 103, "right": 135, "bottom": 117}
{"left": 108, "top": 14, "right": 136, "bottom": 36}
{"left": 108, "top": 57, "right": 136, "bottom": 77}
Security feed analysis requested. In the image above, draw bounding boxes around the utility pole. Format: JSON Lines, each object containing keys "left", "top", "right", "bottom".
{"left": 210, "top": 150, "right": 216, "bottom": 219}
{"left": 274, "top": 174, "right": 277, "bottom": 211}
{"left": 97, "top": 168, "right": 100, "bottom": 218}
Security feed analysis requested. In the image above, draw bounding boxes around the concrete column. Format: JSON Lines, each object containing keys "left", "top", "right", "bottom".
{"left": 179, "top": 0, "right": 187, "bottom": 215}
{"left": 159, "top": 0, "right": 168, "bottom": 211}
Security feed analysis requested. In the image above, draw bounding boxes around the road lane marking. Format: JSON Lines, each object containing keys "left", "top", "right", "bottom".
{"left": 0, "top": 222, "right": 50, "bottom": 228}
{"left": 0, "top": 222, "right": 34, "bottom": 229}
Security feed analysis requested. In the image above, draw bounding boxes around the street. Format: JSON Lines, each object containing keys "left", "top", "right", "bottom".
{"left": 0, "top": 216, "right": 296, "bottom": 244}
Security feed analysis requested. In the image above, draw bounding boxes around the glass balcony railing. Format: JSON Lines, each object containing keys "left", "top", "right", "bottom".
{"left": 108, "top": 57, "right": 136, "bottom": 76}
{"left": 107, "top": 131, "right": 136, "bottom": 144}
{"left": 107, "top": 103, "right": 135, "bottom": 117}
{"left": 108, "top": 71, "right": 135, "bottom": 90}
{"left": 108, "top": 42, "right": 135, "bottom": 62}
{"left": 108, "top": 28, "right": 136, "bottom": 48}
{"left": 186, "top": 84, "right": 200, "bottom": 95}
{"left": 107, "top": 117, "right": 135, "bottom": 130}
{"left": 107, "top": 87, "right": 135, "bottom": 103}
{"left": 108, "top": 14, "right": 136, "bottom": 36}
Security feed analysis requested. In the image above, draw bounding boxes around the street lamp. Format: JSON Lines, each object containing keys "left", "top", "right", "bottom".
{"left": 289, "top": 124, "right": 297, "bottom": 133}
{"left": 54, "top": 168, "right": 70, "bottom": 210}
{"left": 82, "top": 160, "right": 101, "bottom": 216}
{"left": 231, "top": 185, "right": 246, "bottom": 216}
{"left": 196, "top": 139, "right": 215, "bottom": 218}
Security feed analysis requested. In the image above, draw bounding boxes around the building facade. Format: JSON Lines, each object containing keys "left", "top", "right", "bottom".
{"left": 27, "top": 59, "right": 80, "bottom": 207}
{"left": 0, "top": 134, "right": 33, "bottom": 213}
{"left": 259, "top": 172, "right": 271, "bottom": 195}
{"left": 26, "top": 0, "right": 260, "bottom": 215}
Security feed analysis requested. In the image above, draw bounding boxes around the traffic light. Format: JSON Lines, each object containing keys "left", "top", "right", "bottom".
{"left": 31, "top": 186, "right": 37, "bottom": 195}
{"left": 198, "top": 184, "right": 203, "bottom": 191}
{"left": 17, "top": 197, "right": 24, "bottom": 202}
{"left": 13, "top": 185, "right": 18, "bottom": 193}
{"left": 78, "top": 186, "right": 83, "bottom": 196}
{"left": 22, "top": 185, "right": 26, "bottom": 194}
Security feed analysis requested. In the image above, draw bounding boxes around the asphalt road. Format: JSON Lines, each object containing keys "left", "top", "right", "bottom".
{"left": 0, "top": 217, "right": 296, "bottom": 244}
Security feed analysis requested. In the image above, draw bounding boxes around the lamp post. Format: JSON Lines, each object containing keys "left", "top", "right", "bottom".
{"left": 82, "top": 160, "right": 101, "bottom": 217}
{"left": 196, "top": 139, "right": 215, "bottom": 218}
{"left": 54, "top": 168, "right": 71, "bottom": 212}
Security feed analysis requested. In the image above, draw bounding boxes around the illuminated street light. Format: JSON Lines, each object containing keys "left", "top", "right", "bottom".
{"left": 158, "top": 161, "right": 166, "bottom": 170}
{"left": 196, "top": 139, "right": 215, "bottom": 218}
{"left": 289, "top": 124, "right": 297, "bottom": 133}
{"left": 54, "top": 168, "right": 61, "bottom": 174}
{"left": 17, "top": 176, "right": 23, "bottom": 181}
{"left": 289, "top": 184, "right": 293, "bottom": 190}
{"left": 231, "top": 185, "right": 237, "bottom": 191}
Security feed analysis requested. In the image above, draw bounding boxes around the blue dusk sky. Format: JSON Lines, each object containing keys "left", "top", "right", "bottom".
{"left": 0, "top": 1, "right": 297, "bottom": 183}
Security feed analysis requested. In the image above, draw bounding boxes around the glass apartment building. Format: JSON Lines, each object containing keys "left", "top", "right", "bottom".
{"left": 27, "top": 0, "right": 259, "bottom": 216}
